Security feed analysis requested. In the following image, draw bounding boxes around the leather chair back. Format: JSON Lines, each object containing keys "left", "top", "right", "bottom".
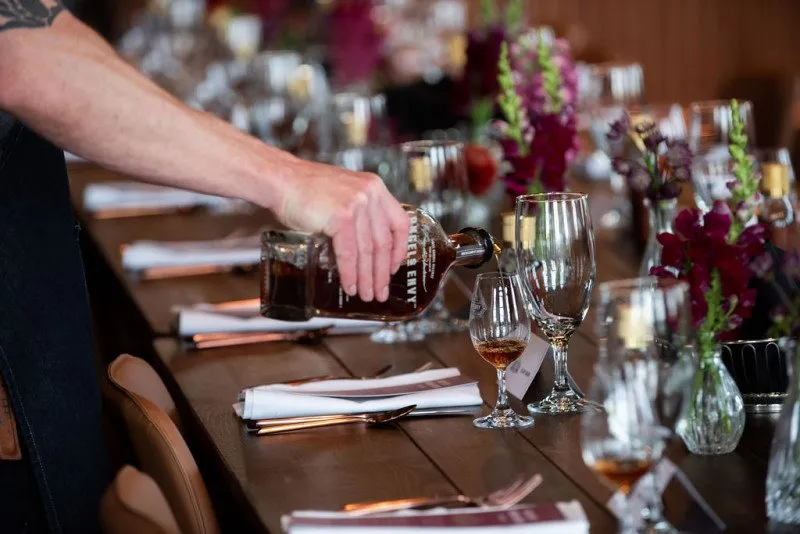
{"left": 107, "top": 354, "right": 219, "bottom": 534}
{"left": 100, "top": 465, "right": 182, "bottom": 534}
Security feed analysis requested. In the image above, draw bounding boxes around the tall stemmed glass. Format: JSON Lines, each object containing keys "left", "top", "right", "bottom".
{"left": 399, "top": 140, "right": 469, "bottom": 334}
{"left": 470, "top": 273, "right": 535, "bottom": 429}
{"left": 516, "top": 193, "right": 597, "bottom": 414}
{"left": 594, "top": 277, "right": 695, "bottom": 533}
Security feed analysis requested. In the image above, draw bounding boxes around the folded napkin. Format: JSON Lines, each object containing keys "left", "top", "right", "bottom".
{"left": 122, "top": 237, "right": 260, "bottom": 271}
{"left": 235, "top": 368, "right": 482, "bottom": 420}
{"left": 283, "top": 501, "right": 589, "bottom": 533}
{"left": 83, "top": 181, "right": 243, "bottom": 213}
{"left": 177, "top": 300, "right": 382, "bottom": 336}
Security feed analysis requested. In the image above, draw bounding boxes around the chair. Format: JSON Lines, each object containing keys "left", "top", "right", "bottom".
{"left": 100, "top": 465, "right": 182, "bottom": 534}
{"left": 107, "top": 354, "right": 220, "bottom": 534}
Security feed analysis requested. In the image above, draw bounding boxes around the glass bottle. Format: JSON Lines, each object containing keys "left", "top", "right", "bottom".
{"left": 260, "top": 207, "right": 496, "bottom": 321}
{"left": 766, "top": 345, "right": 800, "bottom": 524}
{"left": 678, "top": 346, "right": 745, "bottom": 455}
{"left": 639, "top": 197, "right": 677, "bottom": 277}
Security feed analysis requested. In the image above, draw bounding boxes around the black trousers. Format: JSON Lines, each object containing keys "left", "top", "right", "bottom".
{"left": 0, "top": 126, "right": 111, "bottom": 533}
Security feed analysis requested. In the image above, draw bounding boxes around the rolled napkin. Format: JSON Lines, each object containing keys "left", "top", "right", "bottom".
{"left": 235, "top": 368, "right": 482, "bottom": 420}
{"left": 83, "top": 181, "right": 244, "bottom": 214}
{"left": 177, "top": 299, "right": 382, "bottom": 336}
{"left": 122, "top": 237, "right": 260, "bottom": 272}
{"left": 282, "top": 501, "right": 589, "bottom": 533}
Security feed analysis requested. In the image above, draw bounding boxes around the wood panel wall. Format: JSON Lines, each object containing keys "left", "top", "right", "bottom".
{"left": 474, "top": 0, "right": 800, "bottom": 106}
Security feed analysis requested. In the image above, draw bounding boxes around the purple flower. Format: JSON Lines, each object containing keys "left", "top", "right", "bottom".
{"left": 643, "top": 130, "right": 666, "bottom": 152}
{"left": 607, "top": 114, "right": 630, "bottom": 142}
{"left": 751, "top": 252, "right": 775, "bottom": 279}
{"left": 665, "top": 139, "right": 692, "bottom": 168}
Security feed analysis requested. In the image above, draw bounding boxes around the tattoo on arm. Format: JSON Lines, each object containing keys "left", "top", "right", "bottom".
{"left": 0, "top": 0, "right": 63, "bottom": 33}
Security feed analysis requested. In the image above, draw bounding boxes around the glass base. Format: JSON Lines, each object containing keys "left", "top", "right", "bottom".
{"left": 473, "top": 408, "right": 535, "bottom": 429}
{"left": 370, "top": 323, "right": 425, "bottom": 344}
{"left": 641, "top": 520, "right": 678, "bottom": 534}
{"left": 528, "top": 387, "right": 601, "bottom": 414}
{"left": 416, "top": 315, "right": 468, "bottom": 335}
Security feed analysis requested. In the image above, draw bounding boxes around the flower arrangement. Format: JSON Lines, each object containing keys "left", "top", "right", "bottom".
{"left": 606, "top": 113, "right": 693, "bottom": 202}
{"left": 495, "top": 29, "right": 580, "bottom": 194}
{"left": 651, "top": 100, "right": 766, "bottom": 355}
{"left": 325, "top": 0, "right": 382, "bottom": 90}
{"left": 752, "top": 249, "right": 800, "bottom": 338}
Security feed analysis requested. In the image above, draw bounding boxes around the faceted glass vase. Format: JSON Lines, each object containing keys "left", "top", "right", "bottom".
{"left": 766, "top": 347, "right": 800, "bottom": 524}
{"left": 678, "top": 348, "right": 745, "bottom": 455}
{"left": 639, "top": 198, "right": 677, "bottom": 277}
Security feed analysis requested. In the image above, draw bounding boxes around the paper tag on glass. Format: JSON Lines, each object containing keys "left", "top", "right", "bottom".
{"left": 506, "top": 335, "right": 550, "bottom": 400}
{"left": 606, "top": 458, "right": 725, "bottom": 532}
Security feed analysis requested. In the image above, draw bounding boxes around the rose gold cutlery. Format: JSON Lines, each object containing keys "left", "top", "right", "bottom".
{"left": 341, "top": 474, "right": 543, "bottom": 515}
{"left": 247, "top": 405, "right": 416, "bottom": 435}
{"left": 278, "top": 361, "right": 433, "bottom": 386}
{"left": 134, "top": 263, "right": 258, "bottom": 281}
{"left": 186, "top": 327, "right": 331, "bottom": 350}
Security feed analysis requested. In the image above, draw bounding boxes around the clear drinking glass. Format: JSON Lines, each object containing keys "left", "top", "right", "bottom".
{"left": 470, "top": 273, "right": 535, "bottom": 429}
{"left": 755, "top": 147, "right": 796, "bottom": 228}
{"left": 516, "top": 193, "right": 597, "bottom": 414}
{"left": 596, "top": 277, "right": 696, "bottom": 533}
{"left": 688, "top": 99, "right": 754, "bottom": 156}
{"left": 399, "top": 140, "right": 469, "bottom": 334}
{"left": 317, "top": 92, "right": 388, "bottom": 154}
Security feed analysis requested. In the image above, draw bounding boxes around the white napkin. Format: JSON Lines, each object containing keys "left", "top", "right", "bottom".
{"left": 236, "top": 368, "right": 482, "bottom": 420}
{"left": 121, "top": 237, "right": 261, "bottom": 271}
{"left": 83, "top": 181, "right": 242, "bottom": 213}
{"left": 177, "top": 301, "right": 382, "bottom": 336}
{"left": 282, "top": 501, "right": 589, "bottom": 533}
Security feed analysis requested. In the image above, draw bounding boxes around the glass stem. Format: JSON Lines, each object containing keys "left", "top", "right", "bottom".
{"left": 496, "top": 369, "right": 510, "bottom": 412}
{"left": 552, "top": 337, "right": 570, "bottom": 391}
{"left": 642, "top": 472, "right": 664, "bottom": 525}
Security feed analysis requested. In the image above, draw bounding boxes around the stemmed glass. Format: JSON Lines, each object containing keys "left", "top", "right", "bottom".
{"left": 399, "top": 140, "right": 469, "bottom": 335}
{"left": 591, "top": 277, "right": 695, "bottom": 533}
{"left": 469, "top": 273, "right": 535, "bottom": 429}
{"left": 516, "top": 193, "right": 597, "bottom": 414}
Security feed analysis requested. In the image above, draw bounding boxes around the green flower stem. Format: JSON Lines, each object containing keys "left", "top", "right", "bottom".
{"left": 505, "top": 0, "right": 524, "bottom": 33}
{"left": 535, "top": 32, "right": 563, "bottom": 114}
{"left": 497, "top": 41, "right": 528, "bottom": 155}
{"left": 727, "top": 99, "right": 759, "bottom": 242}
{"left": 479, "top": 0, "right": 496, "bottom": 25}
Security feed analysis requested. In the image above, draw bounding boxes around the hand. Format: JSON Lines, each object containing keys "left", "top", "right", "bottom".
{"left": 273, "top": 158, "right": 409, "bottom": 303}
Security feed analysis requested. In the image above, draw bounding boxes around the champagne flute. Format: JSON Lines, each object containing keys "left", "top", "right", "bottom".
{"left": 595, "top": 277, "right": 695, "bottom": 533}
{"left": 470, "top": 273, "right": 535, "bottom": 429}
{"left": 399, "top": 140, "right": 469, "bottom": 334}
{"left": 516, "top": 193, "right": 596, "bottom": 414}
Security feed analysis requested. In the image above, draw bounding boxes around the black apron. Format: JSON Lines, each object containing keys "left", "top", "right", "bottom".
{"left": 0, "top": 120, "right": 110, "bottom": 532}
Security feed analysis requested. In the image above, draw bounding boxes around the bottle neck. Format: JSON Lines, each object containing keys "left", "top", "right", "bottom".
{"left": 450, "top": 228, "right": 495, "bottom": 268}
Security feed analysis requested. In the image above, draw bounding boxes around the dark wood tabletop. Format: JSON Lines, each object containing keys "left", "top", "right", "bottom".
{"left": 68, "top": 163, "right": 778, "bottom": 534}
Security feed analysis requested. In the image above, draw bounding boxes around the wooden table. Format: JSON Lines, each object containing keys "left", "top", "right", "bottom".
{"left": 69, "top": 164, "right": 776, "bottom": 534}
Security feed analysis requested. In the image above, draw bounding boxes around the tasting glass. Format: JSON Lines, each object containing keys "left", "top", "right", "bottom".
{"left": 398, "top": 140, "right": 470, "bottom": 334}
{"left": 469, "top": 273, "right": 534, "bottom": 429}
{"left": 317, "top": 92, "right": 388, "bottom": 154}
{"left": 754, "top": 147, "right": 796, "bottom": 228}
{"left": 516, "top": 193, "right": 597, "bottom": 414}
{"left": 594, "top": 277, "right": 695, "bottom": 533}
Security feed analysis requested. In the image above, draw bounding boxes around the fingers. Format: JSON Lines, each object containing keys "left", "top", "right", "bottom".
{"left": 331, "top": 215, "right": 359, "bottom": 298}
{"left": 368, "top": 199, "right": 392, "bottom": 302}
{"left": 382, "top": 194, "right": 410, "bottom": 274}
{"left": 354, "top": 202, "right": 375, "bottom": 301}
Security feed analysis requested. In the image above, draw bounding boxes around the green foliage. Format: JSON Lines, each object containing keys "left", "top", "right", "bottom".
{"left": 535, "top": 31, "right": 563, "bottom": 114}
{"left": 497, "top": 41, "right": 528, "bottom": 155}
{"left": 479, "top": 0, "right": 497, "bottom": 26}
{"left": 727, "top": 99, "right": 759, "bottom": 242}
{"left": 505, "top": 0, "right": 525, "bottom": 33}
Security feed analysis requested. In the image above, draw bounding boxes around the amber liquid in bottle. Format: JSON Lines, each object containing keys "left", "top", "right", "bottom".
{"left": 261, "top": 209, "right": 495, "bottom": 321}
{"left": 591, "top": 458, "right": 653, "bottom": 496}
{"left": 474, "top": 339, "right": 527, "bottom": 370}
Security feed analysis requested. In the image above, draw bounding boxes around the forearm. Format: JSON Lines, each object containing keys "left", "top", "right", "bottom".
{"left": 0, "top": 12, "right": 292, "bottom": 211}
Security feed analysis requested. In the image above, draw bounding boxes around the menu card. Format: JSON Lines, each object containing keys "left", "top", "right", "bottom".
{"left": 506, "top": 335, "right": 551, "bottom": 400}
{"left": 283, "top": 501, "right": 589, "bottom": 533}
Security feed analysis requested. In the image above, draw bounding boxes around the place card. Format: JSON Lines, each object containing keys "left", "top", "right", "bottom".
{"left": 284, "top": 501, "right": 589, "bottom": 532}
{"left": 606, "top": 458, "right": 726, "bottom": 532}
{"left": 506, "top": 335, "right": 551, "bottom": 400}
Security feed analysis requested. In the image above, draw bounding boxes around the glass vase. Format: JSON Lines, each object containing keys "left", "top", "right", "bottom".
{"left": 678, "top": 347, "right": 745, "bottom": 455}
{"left": 766, "top": 345, "right": 800, "bottom": 524}
{"left": 639, "top": 198, "right": 677, "bottom": 277}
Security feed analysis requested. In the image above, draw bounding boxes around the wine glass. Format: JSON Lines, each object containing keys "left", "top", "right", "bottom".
{"left": 469, "top": 273, "right": 535, "bottom": 429}
{"left": 317, "top": 92, "right": 389, "bottom": 154}
{"left": 399, "top": 140, "right": 469, "bottom": 334}
{"left": 595, "top": 277, "right": 695, "bottom": 533}
{"left": 754, "top": 147, "right": 796, "bottom": 228}
{"left": 516, "top": 193, "right": 597, "bottom": 414}
{"left": 688, "top": 99, "right": 755, "bottom": 157}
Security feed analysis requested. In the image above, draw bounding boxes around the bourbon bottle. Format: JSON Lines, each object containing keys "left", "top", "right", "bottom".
{"left": 260, "top": 207, "right": 496, "bottom": 321}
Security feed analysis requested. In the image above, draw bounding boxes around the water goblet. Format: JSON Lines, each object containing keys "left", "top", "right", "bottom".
{"left": 516, "top": 193, "right": 597, "bottom": 414}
